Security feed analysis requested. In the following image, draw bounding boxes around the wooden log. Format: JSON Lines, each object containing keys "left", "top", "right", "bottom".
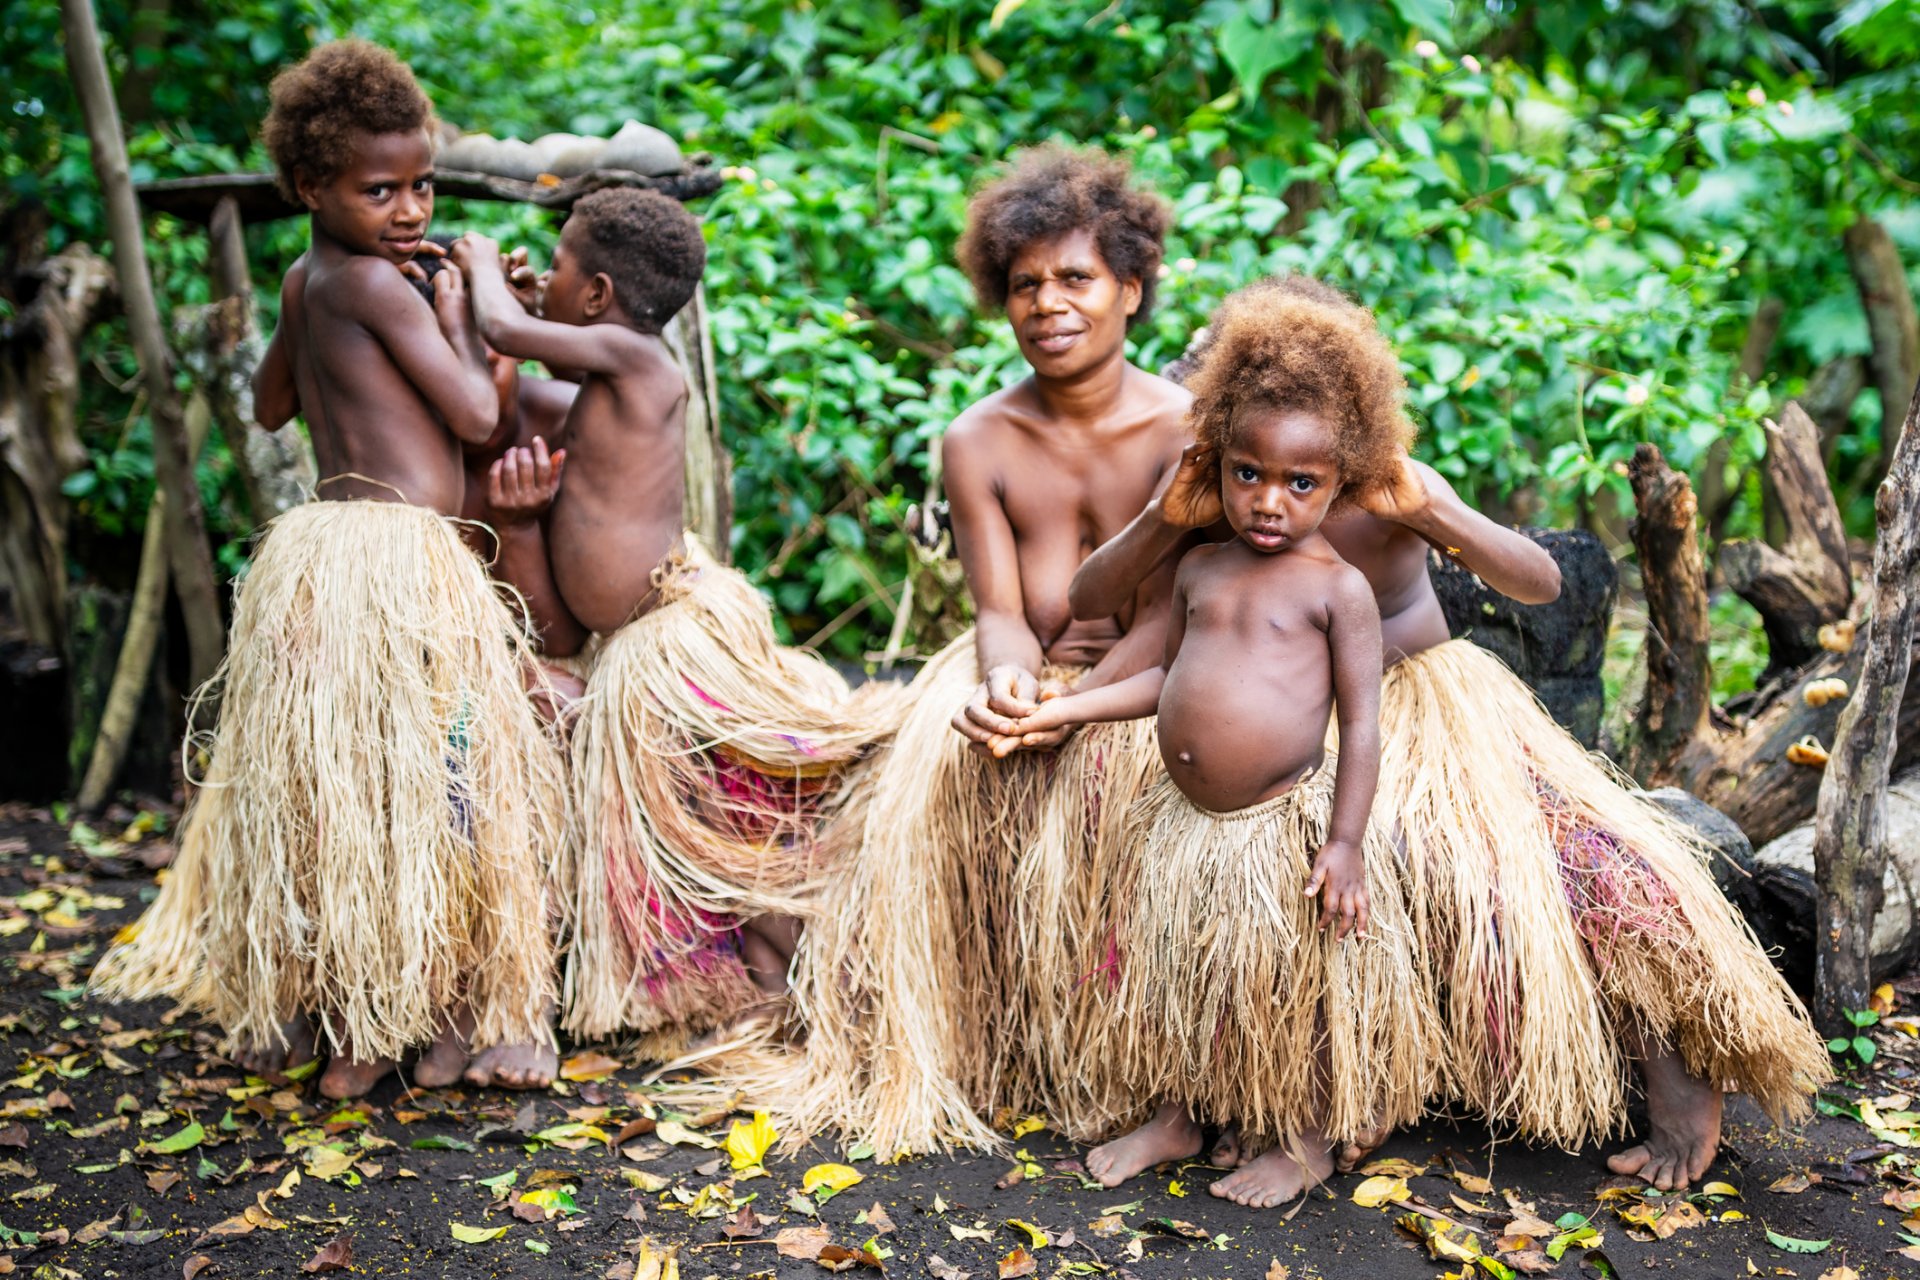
{"left": 1619, "top": 443, "right": 1713, "bottom": 782}
{"left": 61, "top": 0, "right": 223, "bottom": 693}
{"left": 76, "top": 392, "right": 210, "bottom": 811}
{"left": 1845, "top": 216, "right": 1920, "bottom": 486}
{"left": 135, "top": 166, "right": 724, "bottom": 226}
{"left": 1719, "top": 403, "right": 1854, "bottom": 677}
{"left": 1813, "top": 372, "right": 1920, "bottom": 1032}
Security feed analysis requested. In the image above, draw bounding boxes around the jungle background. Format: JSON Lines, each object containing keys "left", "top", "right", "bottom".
{"left": 5, "top": 0, "right": 1919, "bottom": 780}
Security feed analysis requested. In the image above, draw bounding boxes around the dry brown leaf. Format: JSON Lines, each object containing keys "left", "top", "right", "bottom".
{"left": 1266, "top": 1261, "right": 1290, "bottom": 1280}
{"left": 994, "top": 1165, "right": 1025, "bottom": 1190}
{"left": 775, "top": 1227, "right": 832, "bottom": 1261}
{"left": 1501, "top": 1248, "right": 1555, "bottom": 1275}
{"left": 301, "top": 1235, "right": 353, "bottom": 1274}
{"left": 560, "top": 1052, "right": 624, "bottom": 1082}
{"left": 723, "top": 1205, "right": 764, "bottom": 1241}
{"left": 1357, "top": 1158, "right": 1426, "bottom": 1179}
{"left": 74, "top": 1216, "right": 119, "bottom": 1245}
{"left": 817, "top": 1244, "right": 882, "bottom": 1272}
{"left": 182, "top": 1257, "right": 214, "bottom": 1280}
{"left": 997, "top": 1246, "right": 1037, "bottom": 1279}
{"left": 1815, "top": 1268, "right": 1860, "bottom": 1280}
{"left": 146, "top": 1169, "right": 183, "bottom": 1195}
{"left": 1452, "top": 1170, "right": 1494, "bottom": 1195}
{"left": 1504, "top": 1213, "right": 1557, "bottom": 1237}
{"left": 613, "top": 1117, "right": 657, "bottom": 1146}
{"left": 1767, "top": 1170, "right": 1812, "bottom": 1194}
{"left": 928, "top": 1256, "right": 972, "bottom": 1280}
{"left": 1887, "top": 1188, "right": 1920, "bottom": 1213}
{"left": 1088, "top": 1215, "right": 1127, "bottom": 1239}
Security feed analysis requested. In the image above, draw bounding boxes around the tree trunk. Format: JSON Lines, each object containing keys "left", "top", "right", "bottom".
{"left": 1845, "top": 217, "right": 1920, "bottom": 487}
{"left": 76, "top": 391, "right": 211, "bottom": 811}
{"left": 1804, "top": 355, "right": 1869, "bottom": 466}
{"left": 1719, "top": 403, "right": 1855, "bottom": 678}
{"left": 1813, "top": 373, "right": 1920, "bottom": 1033}
{"left": 661, "top": 283, "right": 731, "bottom": 558}
{"left": 1619, "top": 443, "right": 1713, "bottom": 781}
{"left": 61, "top": 0, "right": 224, "bottom": 693}
{"left": 199, "top": 194, "right": 313, "bottom": 522}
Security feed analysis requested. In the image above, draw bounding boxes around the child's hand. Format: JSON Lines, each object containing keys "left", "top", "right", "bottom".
{"left": 487, "top": 436, "right": 566, "bottom": 525}
{"left": 1304, "top": 838, "right": 1369, "bottom": 941}
{"left": 449, "top": 232, "right": 503, "bottom": 277}
{"left": 952, "top": 664, "right": 1039, "bottom": 753}
{"left": 1159, "top": 442, "right": 1225, "bottom": 530}
{"left": 397, "top": 238, "right": 447, "bottom": 285}
{"left": 996, "top": 693, "right": 1077, "bottom": 756}
{"left": 430, "top": 266, "right": 474, "bottom": 337}
{"left": 1356, "top": 454, "right": 1432, "bottom": 526}
{"left": 504, "top": 246, "right": 541, "bottom": 311}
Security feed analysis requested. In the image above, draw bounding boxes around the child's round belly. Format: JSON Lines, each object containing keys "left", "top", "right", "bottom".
{"left": 1156, "top": 663, "right": 1332, "bottom": 812}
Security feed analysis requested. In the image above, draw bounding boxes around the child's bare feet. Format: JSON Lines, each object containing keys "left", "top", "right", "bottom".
{"left": 465, "top": 1041, "right": 559, "bottom": 1090}
{"left": 1212, "top": 1135, "right": 1333, "bottom": 1208}
{"left": 1088, "top": 1102, "right": 1204, "bottom": 1188}
{"left": 412, "top": 1007, "right": 474, "bottom": 1089}
{"left": 1333, "top": 1123, "right": 1391, "bottom": 1173}
{"left": 1209, "top": 1122, "right": 1245, "bottom": 1168}
{"left": 319, "top": 1046, "right": 395, "bottom": 1100}
{"left": 232, "top": 1017, "right": 316, "bottom": 1078}
{"left": 1606, "top": 1047, "right": 1723, "bottom": 1191}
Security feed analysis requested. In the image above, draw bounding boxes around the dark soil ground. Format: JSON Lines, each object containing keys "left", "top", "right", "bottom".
{"left": 0, "top": 803, "right": 1912, "bottom": 1280}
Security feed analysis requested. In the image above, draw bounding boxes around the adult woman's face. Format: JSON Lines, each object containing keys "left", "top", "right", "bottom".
{"left": 1004, "top": 227, "right": 1141, "bottom": 380}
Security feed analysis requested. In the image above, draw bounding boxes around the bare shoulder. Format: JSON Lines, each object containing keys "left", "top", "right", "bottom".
{"left": 941, "top": 386, "right": 1026, "bottom": 473}
{"left": 316, "top": 254, "right": 424, "bottom": 319}
{"left": 1323, "top": 557, "right": 1377, "bottom": 612}
{"left": 1173, "top": 538, "right": 1225, "bottom": 586}
{"left": 1131, "top": 364, "right": 1195, "bottom": 429}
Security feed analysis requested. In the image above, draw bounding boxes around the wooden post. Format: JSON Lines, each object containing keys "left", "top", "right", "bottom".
{"left": 205, "top": 193, "right": 313, "bottom": 521}
{"left": 1845, "top": 217, "right": 1920, "bottom": 486}
{"left": 1620, "top": 443, "right": 1713, "bottom": 782}
{"left": 1814, "top": 374, "right": 1920, "bottom": 1032}
{"left": 60, "top": 0, "right": 224, "bottom": 692}
{"left": 662, "top": 282, "right": 730, "bottom": 557}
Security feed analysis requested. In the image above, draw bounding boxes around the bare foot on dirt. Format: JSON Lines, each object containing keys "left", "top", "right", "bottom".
{"left": 319, "top": 1033, "right": 396, "bottom": 1100}
{"left": 465, "top": 1041, "right": 559, "bottom": 1090}
{"left": 1210, "top": 1122, "right": 1245, "bottom": 1168}
{"left": 1606, "top": 1048, "right": 1723, "bottom": 1191}
{"left": 1334, "top": 1123, "right": 1391, "bottom": 1174}
{"left": 412, "top": 1007, "right": 474, "bottom": 1089}
{"left": 1212, "top": 1135, "right": 1333, "bottom": 1208}
{"left": 1088, "top": 1102, "right": 1204, "bottom": 1188}
{"left": 232, "top": 1017, "right": 316, "bottom": 1078}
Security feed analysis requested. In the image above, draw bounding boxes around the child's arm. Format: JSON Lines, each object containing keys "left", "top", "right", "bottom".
{"left": 1359, "top": 457, "right": 1561, "bottom": 605}
{"left": 253, "top": 323, "right": 298, "bottom": 430}
{"left": 344, "top": 260, "right": 500, "bottom": 443}
{"left": 452, "top": 234, "right": 639, "bottom": 376}
{"left": 943, "top": 425, "right": 1050, "bottom": 748}
{"left": 485, "top": 438, "right": 591, "bottom": 658}
{"left": 1308, "top": 564, "right": 1385, "bottom": 941}
{"left": 1069, "top": 443, "right": 1222, "bottom": 621}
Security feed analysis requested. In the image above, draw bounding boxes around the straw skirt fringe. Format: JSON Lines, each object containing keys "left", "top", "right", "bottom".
{"left": 92, "top": 500, "right": 566, "bottom": 1059}
{"left": 1086, "top": 767, "right": 1434, "bottom": 1143}
{"left": 1379, "top": 639, "right": 1831, "bottom": 1145}
{"left": 561, "top": 537, "right": 909, "bottom": 1042}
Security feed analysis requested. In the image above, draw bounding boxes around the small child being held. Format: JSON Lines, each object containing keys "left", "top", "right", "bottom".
{"left": 1006, "top": 281, "right": 1435, "bottom": 1207}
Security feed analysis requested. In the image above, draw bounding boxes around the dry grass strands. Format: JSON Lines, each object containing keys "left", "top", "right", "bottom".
{"left": 1377, "top": 640, "right": 1832, "bottom": 1144}
{"left": 1085, "top": 766, "right": 1434, "bottom": 1143}
{"left": 93, "top": 501, "right": 566, "bottom": 1059}
{"left": 562, "top": 536, "right": 908, "bottom": 1040}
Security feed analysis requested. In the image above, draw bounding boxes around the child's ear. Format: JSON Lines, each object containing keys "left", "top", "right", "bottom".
{"left": 1121, "top": 275, "right": 1142, "bottom": 317}
{"left": 583, "top": 271, "right": 616, "bottom": 319}
{"left": 292, "top": 169, "right": 322, "bottom": 211}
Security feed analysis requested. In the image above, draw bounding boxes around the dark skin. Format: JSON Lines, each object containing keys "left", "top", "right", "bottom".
{"left": 1013, "top": 409, "right": 1383, "bottom": 1208}
{"left": 236, "top": 126, "right": 500, "bottom": 1101}
{"left": 452, "top": 222, "right": 686, "bottom": 645}
{"left": 1071, "top": 425, "right": 1723, "bottom": 1192}
{"left": 942, "top": 227, "right": 1192, "bottom": 754}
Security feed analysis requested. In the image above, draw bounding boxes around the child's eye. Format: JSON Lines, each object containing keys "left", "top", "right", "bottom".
{"left": 1233, "top": 465, "right": 1258, "bottom": 483}
{"left": 413, "top": 178, "right": 433, "bottom": 193}
{"left": 367, "top": 185, "right": 390, "bottom": 199}
{"left": 1290, "top": 476, "right": 1317, "bottom": 493}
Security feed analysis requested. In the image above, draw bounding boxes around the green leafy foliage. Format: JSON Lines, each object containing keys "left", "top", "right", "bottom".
{"left": 8, "top": 0, "right": 1919, "bottom": 669}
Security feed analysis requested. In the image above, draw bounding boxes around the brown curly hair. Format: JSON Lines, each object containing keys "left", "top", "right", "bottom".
{"left": 956, "top": 145, "right": 1170, "bottom": 329}
{"left": 1187, "top": 276, "right": 1413, "bottom": 504}
{"left": 565, "top": 189, "right": 706, "bottom": 334}
{"left": 263, "top": 40, "right": 435, "bottom": 201}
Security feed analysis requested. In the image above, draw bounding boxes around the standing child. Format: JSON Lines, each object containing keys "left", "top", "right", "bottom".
{"left": 93, "top": 41, "right": 566, "bottom": 1099}
{"left": 1007, "top": 283, "right": 1434, "bottom": 1207}
{"left": 450, "top": 191, "right": 904, "bottom": 1052}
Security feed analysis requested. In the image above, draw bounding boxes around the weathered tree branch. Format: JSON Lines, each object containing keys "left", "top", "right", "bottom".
{"left": 1620, "top": 443, "right": 1713, "bottom": 781}
{"left": 1814, "top": 373, "right": 1920, "bottom": 1032}
{"left": 61, "top": 0, "right": 224, "bottom": 692}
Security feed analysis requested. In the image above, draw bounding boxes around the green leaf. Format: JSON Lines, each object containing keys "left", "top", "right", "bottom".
{"left": 1217, "top": 13, "right": 1299, "bottom": 98}
{"left": 1389, "top": 0, "right": 1451, "bottom": 36}
{"left": 1828, "top": 1037, "right": 1851, "bottom": 1053}
{"left": 525, "top": 1239, "right": 550, "bottom": 1255}
{"left": 1855, "top": 1036, "right": 1877, "bottom": 1064}
{"left": 477, "top": 1169, "right": 520, "bottom": 1191}
{"left": 411, "top": 1135, "right": 476, "bottom": 1152}
{"left": 147, "top": 1122, "right": 204, "bottom": 1154}
{"left": 1764, "top": 1229, "right": 1831, "bottom": 1254}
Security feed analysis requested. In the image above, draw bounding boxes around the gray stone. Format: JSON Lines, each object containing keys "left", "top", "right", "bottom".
{"left": 532, "top": 133, "right": 605, "bottom": 178}
{"left": 599, "top": 120, "right": 684, "bottom": 177}
{"left": 438, "top": 134, "right": 545, "bottom": 182}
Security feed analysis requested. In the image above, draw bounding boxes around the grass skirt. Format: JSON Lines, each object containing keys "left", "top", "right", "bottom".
{"left": 1086, "top": 766, "right": 1434, "bottom": 1143}
{"left": 92, "top": 500, "right": 566, "bottom": 1060}
{"left": 561, "top": 537, "right": 908, "bottom": 1043}
{"left": 1379, "top": 639, "right": 1831, "bottom": 1145}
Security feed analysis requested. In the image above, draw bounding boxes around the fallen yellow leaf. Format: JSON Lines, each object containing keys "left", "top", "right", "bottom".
{"left": 802, "top": 1163, "right": 864, "bottom": 1201}
{"left": 559, "top": 1051, "right": 623, "bottom": 1082}
{"left": 725, "top": 1111, "right": 778, "bottom": 1174}
{"left": 1006, "top": 1219, "right": 1049, "bottom": 1249}
{"left": 1353, "top": 1175, "right": 1409, "bottom": 1208}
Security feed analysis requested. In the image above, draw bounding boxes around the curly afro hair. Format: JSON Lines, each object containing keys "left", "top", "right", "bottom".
{"left": 956, "top": 145, "right": 1170, "bottom": 329}
{"left": 566, "top": 188, "right": 706, "bottom": 334}
{"left": 1187, "top": 276, "right": 1413, "bottom": 505}
{"left": 262, "top": 40, "right": 435, "bottom": 201}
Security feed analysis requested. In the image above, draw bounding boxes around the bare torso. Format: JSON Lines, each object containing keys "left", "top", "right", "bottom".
{"left": 543, "top": 337, "right": 687, "bottom": 634}
{"left": 287, "top": 243, "right": 466, "bottom": 515}
{"left": 1320, "top": 508, "right": 1451, "bottom": 665}
{"left": 947, "top": 366, "right": 1192, "bottom": 668}
{"left": 1158, "top": 538, "right": 1357, "bottom": 812}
